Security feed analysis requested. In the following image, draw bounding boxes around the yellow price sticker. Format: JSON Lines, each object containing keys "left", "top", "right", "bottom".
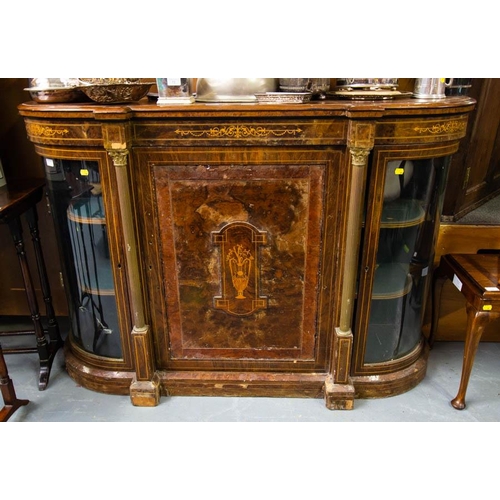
{"left": 483, "top": 305, "right": 493, "bottom": 311}
{"left": 80, "top": 169, "right": 89, "bottom": 176}
{"left": 395, "top": 168, "right": 405, "bottom": 175}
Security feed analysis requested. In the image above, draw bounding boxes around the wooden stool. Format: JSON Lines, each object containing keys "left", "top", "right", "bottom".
{"left": 0, "top": 179, "right": 63, "bottom": 390}
{"left": 429, "top": 253, "right": 500, "bottom": 409}
{"left": 0, "top": 344, "right": 29, "bottom": 421}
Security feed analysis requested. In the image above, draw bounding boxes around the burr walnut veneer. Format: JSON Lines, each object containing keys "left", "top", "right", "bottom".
{"left": 19, "top": 96, "right": 475, "bottom": 409}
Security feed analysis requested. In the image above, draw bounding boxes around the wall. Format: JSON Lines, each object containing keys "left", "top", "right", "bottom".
{"left": 442, "top": 78, "right": 500, "bottom": 221}
{"left": 0, "top": 78, "right": 68, "bottom": 316}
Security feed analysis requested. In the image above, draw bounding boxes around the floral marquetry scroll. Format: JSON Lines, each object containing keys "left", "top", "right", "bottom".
{"left": 212, "top": 222, "right": 268, "bottom": 316}
{"left": 25, "top": 122, "right": 69, "bottom": 138}
{"left": 175, "top": 125, "right": 303, "bottom": 139}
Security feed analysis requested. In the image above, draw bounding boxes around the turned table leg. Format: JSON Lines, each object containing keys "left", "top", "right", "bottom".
{"left": 8, "top": 215, "right": 53, "bottom": 390}
{"left": 0, "top": 343, "right": 29, "bottom": 422}
{"left": 25, "top": 205, "right": 63, "bottom": 353}
{"left": 451, "top": 304, "right": 490, "bottom": 410}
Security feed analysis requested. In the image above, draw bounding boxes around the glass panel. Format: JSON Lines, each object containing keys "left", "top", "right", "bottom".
{"left": 364, "top": 156, "right": 450, "bottom": 364}
{"left": 43, "top": 158, "right": 122, "bottom": 359}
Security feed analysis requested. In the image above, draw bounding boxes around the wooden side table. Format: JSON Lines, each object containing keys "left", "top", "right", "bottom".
{"left": 0, "top": 345, "right": 29, "bottom": 421}
{"left": 0, "top": 179, "right": 63, "bottom": 390}
{"left": 430, "top": 253, "right": 500, "bottom": 409}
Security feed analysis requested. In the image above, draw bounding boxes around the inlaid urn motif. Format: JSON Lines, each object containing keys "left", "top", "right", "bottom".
{"left": 212, "top": 222, "right": 268, "bottom": 316}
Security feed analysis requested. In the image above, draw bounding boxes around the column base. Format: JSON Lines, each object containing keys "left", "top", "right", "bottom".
{"left": 130, "top": 372, "right": 161, "bottom": 407}
{"left": 324, "top": 376, "right": 355, "bottom": 410}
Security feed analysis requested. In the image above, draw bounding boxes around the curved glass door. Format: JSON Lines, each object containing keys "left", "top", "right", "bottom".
{"left": 360, "top": 154, "right": 451, "bottom": 365}
{"left": 43, "top": 157, "right": 122, "bottom": 359}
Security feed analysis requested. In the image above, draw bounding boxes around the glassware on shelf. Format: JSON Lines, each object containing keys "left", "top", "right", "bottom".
{"left": 336, "top": 78, "right": 399, "bottom": 90}
{"left": 156, "top": 78, "right": 195, "bottom": 104}
{"left": 278, "top": 78, "right": 311, "bottom": 92}
{"left": 310, "top": 78, "right": 331, "bottom": 99}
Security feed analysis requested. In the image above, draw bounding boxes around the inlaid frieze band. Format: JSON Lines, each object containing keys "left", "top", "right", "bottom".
{"left": 414, "top": 120, "right": 467, "bottom": 134}
{"left": 376, "top": 116, "right": 469, "bottom": 142}
{"left": 176, "top": 125, "right": 303, "bottom": 139}
{"left": 26, "top": 122, "right": 69, "bottom": 138}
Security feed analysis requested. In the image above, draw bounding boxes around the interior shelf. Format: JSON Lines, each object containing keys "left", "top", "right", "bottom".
{"left": 380, "top": 199, "right": 425, "bottom": 228}
{"left": 67, "top": 197, "right": 106, "bottom": 225}
{"left": 372, "top": 262, "right": 412, "bottom": 299}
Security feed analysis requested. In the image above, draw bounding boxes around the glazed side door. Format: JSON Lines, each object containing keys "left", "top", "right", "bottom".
{"left": 352, "top": 143, "right": 459, "bottom": 376}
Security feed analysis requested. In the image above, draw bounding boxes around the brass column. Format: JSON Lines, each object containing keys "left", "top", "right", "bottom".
{"left": 325, "top": 121, "right": 374, "bottom": 410}
{"left": 105, "top": 124, "right": 160, "bottom": 407}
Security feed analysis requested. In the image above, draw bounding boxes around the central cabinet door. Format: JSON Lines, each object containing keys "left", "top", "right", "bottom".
{"left": 135, "top": 147, "right": 344, "bottom": 372}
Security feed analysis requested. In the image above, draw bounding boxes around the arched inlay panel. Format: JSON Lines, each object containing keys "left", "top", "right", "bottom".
{"left": 212, "top": 222, "right": 268, "bottom": 316}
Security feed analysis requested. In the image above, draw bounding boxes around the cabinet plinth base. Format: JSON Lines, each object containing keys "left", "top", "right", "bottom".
{"left": 64, "top": 344, "right": 134, "bottom": 396}
{"left": 352, "top": 348, "right": 428, "bottom": 399}
{"left": 65, "top": 340, "right": 428, "bottom": 407}
{"left": 130, "top": 373, "right": 161, "bottom": 407}
{"left": 324, "top": 377, "right": 355, "bottom": 410}
{"left": 160, "top": 371, "right": 326, "bottom": 399}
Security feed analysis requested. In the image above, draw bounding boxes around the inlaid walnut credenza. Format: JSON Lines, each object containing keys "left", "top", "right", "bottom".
{"left": 18, "top": 96, "right": 475, "bottom": 409}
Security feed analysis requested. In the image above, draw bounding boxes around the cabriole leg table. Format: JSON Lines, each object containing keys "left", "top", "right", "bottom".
{"left": 430, "top": 253, "right": 500, "bottom": 410}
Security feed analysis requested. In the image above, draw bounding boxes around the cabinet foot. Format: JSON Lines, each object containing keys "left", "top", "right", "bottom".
{"left": 324, "top": 377, "right": 355, "bottom": 410}
{"left": 130, "top": 373, "right": 161, "bottom": 407}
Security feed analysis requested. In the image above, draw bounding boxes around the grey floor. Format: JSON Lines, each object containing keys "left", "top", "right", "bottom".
{"left": 7, "top": 337, "right": 496, "bottom": 500}
{"left": 455, "top": 191, "right": 500, "bottom": 225}
{"left": 2, "top": 334, "right": 499, "bottom": 422}
{"left": 3, "top": 195, "right": 500, "bottom": 423}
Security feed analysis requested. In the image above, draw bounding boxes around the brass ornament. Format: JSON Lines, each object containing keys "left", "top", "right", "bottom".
{"left": 349, "top": 147, "right": 371, "bottom": 167}
{"left": 107, "top": 149, "right": 129, "bottom": 168}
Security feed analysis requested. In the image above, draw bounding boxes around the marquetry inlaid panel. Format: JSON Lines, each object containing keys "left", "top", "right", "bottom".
{"left": 152, "top": 161, "right": 326, "bottom": 362}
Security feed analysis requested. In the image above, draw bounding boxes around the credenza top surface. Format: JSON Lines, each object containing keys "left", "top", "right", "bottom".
{"left": 18, "top": 96, "right": 476, "bottom": 121}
